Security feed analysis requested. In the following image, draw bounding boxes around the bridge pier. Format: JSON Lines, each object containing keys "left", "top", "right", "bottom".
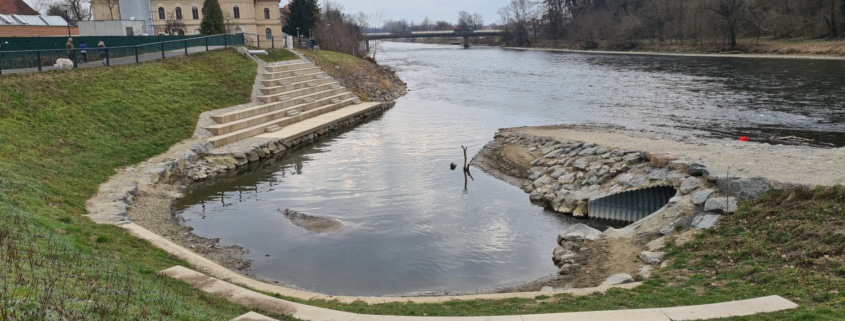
{"left": 463, "top": 36, "right": 470, "bottom": 48}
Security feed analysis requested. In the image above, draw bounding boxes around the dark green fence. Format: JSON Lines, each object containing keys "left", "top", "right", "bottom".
{"left": 0, "top": 34, "right": 245, "bottom": 73}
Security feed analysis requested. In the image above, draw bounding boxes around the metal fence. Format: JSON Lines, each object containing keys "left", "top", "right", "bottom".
{"left": 0, "top": 34, "right": 245, "bottom": 74}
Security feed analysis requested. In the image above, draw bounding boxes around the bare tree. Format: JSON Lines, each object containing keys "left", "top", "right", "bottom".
{"left": 714, "top": 0, "right": 744, "bottom": 48}
{"left": 458, "top": 10, "right": 473, "bottom": 29}
{"left": 29, "top": 0, "right": 56, "bottom": 14}
{"left": 434, "top": 20, "right": 453, "bottom": 30}
{"left": 472, "top": 13, "right": 484, "bottom": 29}
{"left": 64, "top": 0, "right": 92, "bottom": 21}
{"left": 164, "top": 11, "right": 187, "bottom": 35}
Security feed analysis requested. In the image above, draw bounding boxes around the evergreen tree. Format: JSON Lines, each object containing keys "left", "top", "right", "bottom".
{"left": 283, "top": 0, "right": 320, "bottom": 38}
{"left": 200, "top": 0, "right": 225, "bottom": 35}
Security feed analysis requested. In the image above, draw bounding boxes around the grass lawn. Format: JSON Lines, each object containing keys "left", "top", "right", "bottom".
{"left": 0, "top": 48, "right": 295, "bottom": 320}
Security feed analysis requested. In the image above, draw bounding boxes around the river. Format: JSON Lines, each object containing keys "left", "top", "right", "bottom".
{"left": 174, "top": 42, "right": 845, "bottom": 296}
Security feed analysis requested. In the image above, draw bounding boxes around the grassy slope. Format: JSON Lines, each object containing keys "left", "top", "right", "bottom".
{"left": 0, "top": 48, "right": 293, "bottom": 319}
{"left": 299, "top": 49, "right": 404, "bottom": 101}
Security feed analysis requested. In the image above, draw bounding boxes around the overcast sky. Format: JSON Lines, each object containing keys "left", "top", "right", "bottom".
{"left": 308, "top": 0, "right": 506, "bottom": 26}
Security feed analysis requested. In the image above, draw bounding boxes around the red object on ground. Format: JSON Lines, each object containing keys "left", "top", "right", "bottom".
{"left": 738, "top": 136, "right": 749, "bottom": 141}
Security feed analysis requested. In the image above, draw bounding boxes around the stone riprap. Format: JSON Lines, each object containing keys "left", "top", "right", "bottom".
{"left": 85, "top": 101, "right": 394, "bottom": 225}
{"left": 480, "top": 130, "right": 801, "bottom": 279}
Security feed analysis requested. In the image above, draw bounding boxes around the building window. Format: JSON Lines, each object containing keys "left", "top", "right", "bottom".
{"left": 192, "top": 7, "right": 198, "bottom": 19}
{"left": 233, "top": 6, "right": 240, "bottom": 19}
{"left": 264, "top": 8, "right": 270, "bottom": 19}
{"left": 158, "top": 7, "right": 165, "bottom": 20}
{"left": 175, "top": 7, "right": 182, "bottom": 20}
{"left": 265, "top": 28, "right": 272, "bottom": 39}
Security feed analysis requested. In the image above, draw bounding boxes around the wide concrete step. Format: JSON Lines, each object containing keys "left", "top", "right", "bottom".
{"left": 258, "top": 82, "right": 342, "bottom": 103}
{"left": 263, "top": 61, "right": 314, "bottom": 73}
{"left": 260, "top": 73, "right": 329, "bottom": 87}
{"left": 262, "top": 66, "right": 323, "bottom": 80}
{"left": 211, "top": 87, "right": 350, "bottom": 124}
{"left": 206, "top": 91, "right": 356, "bottom": 136}
{"left": 260, "top": 77, "right": 338, "bottom": 96}
{"left": 209, "top": 97, "right": 361, "bottom": 147}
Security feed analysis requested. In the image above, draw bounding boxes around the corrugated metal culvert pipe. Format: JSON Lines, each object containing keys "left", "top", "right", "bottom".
{"left": 587, "top": 185, "right": 677, "bottom": 223}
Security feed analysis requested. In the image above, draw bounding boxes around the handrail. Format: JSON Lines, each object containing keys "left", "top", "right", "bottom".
{"left": 0, "top": 33, "right": 245, "bottom": 74}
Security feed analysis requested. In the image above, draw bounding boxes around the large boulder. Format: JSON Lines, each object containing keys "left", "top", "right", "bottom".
{"left": 692, "top": 213, "right": 722, "bottom": 229}
{"left": 638, "top": 251, "right": 666, "bottom": 265}
{"left": 558, "top": 223, "right": 602, "bottom": 243}
{"left": 601, "top": 273, "right": 635, "bottom": 286}
{"left": 704, "top": 197, "right": 738, "bottom": 214}
{"left": 727, "top": 177, "right": 773, "bottom": 200}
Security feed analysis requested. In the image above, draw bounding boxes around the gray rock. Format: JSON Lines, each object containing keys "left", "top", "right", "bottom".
{"left": 601, "top": 273, "right": 635, "bottom": 286}
{"left": 704, "top": 197, "right": 738, "bottom": 214}
{"left": 551, "top": 168, "right": 569, "bottom": 179}
{"left": 145, "top": 165, "right": 167, "bottom": 178}
{"left": 727, "top": 177, "right": 773, "bottom": 200}
{"left": 553, "top": 245, "right": 566, "bottom": 257}
{"left": 615, "top": 173, "right": 633, "bottom": 186}
{"left": 529, "top": 190, "right": 545, "bottom": 201}
{"left": 688, "top": 163, "right": 707, "bottom": 176}
{"left": 544, "top": 149, "right": 565, "bottom": 158}
{"left": 628, "top": 174, "right": 649, "bottom": 187}
{"left": 638, "top": 265, "right": 653, "bottom": 280}
{"left": 572, "top": 157, "right": 590, "bottom": 170}
{"left": 533, "top": 175, "right": 553, "bottom": 188}
{"left": 558, "top": 173, "right": 577, "bottom": 184}
{"left": 540, "top": 286, "right": 555, "bottom": 292}
{"left": 646, "top": 237, "right": 666, "bottom": 251}
{"left": 562, "top": 241, "right": 581, "bottom": 250}
{"left": 680, "top": 177, "right": 700, "bottom": 194}
{"left": 578, "top": 147, "right": 598, "bottom": 156}
{"left": 559, "top": 223, "right": 602, "bottom": 242}
{"left": 649, "top": 168, "right": 669, "bottom": 180}
{"left": 691, "top": 189, "right": 714, "bottom": 205}
{"left": 596, "top": 147, "right": 609, "bottom": 155}
{"left": 638, "top": 251, "right": 666, "bottom": 265}
{"left": 623, "top": 152, "right": 643, "bottom": 163}
{"left": 692, "top": 213, "right": 722, "bottom": 229}
{"left": 558, "top": 263, "right": 576, "bottom": 275}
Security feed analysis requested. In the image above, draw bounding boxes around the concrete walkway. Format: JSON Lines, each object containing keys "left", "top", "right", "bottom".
{"left": 159, "top": 266, "right": 799, "bottom": 321}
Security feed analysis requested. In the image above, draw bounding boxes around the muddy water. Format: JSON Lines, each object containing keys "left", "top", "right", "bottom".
{"left": 174, "top": 43, "right": 844, "bottom": 296}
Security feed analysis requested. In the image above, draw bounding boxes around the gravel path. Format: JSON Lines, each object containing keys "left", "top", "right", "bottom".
{"left": 500, "top": 124, "right": 845, "bottom": 187}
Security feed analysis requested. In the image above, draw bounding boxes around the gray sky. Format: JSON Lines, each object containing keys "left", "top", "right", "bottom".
{"left": 311, "top": 0, "right": 506, "bottom": 27}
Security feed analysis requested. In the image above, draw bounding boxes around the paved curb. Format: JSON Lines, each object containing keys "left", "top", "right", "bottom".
{"left": 121, "top": 223, "right": 641, "bottom": 304}
{"left": 159, "top": 266, "right": 799, "bottom": 321}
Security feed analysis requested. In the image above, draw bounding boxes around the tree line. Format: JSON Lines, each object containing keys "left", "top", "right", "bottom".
{"left": 497, "top": 0, "right": 845, "bottom": 49}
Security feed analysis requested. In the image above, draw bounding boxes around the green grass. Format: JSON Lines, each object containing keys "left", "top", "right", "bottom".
{"left": 257, "top": 48, "right": 300, "bottom": 62}
{"left": 0, "top": 48, "right": 295, "bottom": 320}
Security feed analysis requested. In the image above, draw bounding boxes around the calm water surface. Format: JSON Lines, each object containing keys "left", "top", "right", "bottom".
{"left": 175, "top": 43, "right": 845, "bottom": 296}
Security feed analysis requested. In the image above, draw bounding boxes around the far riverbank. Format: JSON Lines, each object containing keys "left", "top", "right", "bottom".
{"left": 505, "top": 38, "right": 845, "bottom": 60}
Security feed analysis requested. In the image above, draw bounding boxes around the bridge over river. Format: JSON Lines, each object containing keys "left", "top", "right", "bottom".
{"left": 362, "top": 30, "right": 503, "bottom": 48}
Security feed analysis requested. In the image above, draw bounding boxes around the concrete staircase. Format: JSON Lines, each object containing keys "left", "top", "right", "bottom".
{"left": 205, "top": 59, "right": 364, "bottom": 147}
